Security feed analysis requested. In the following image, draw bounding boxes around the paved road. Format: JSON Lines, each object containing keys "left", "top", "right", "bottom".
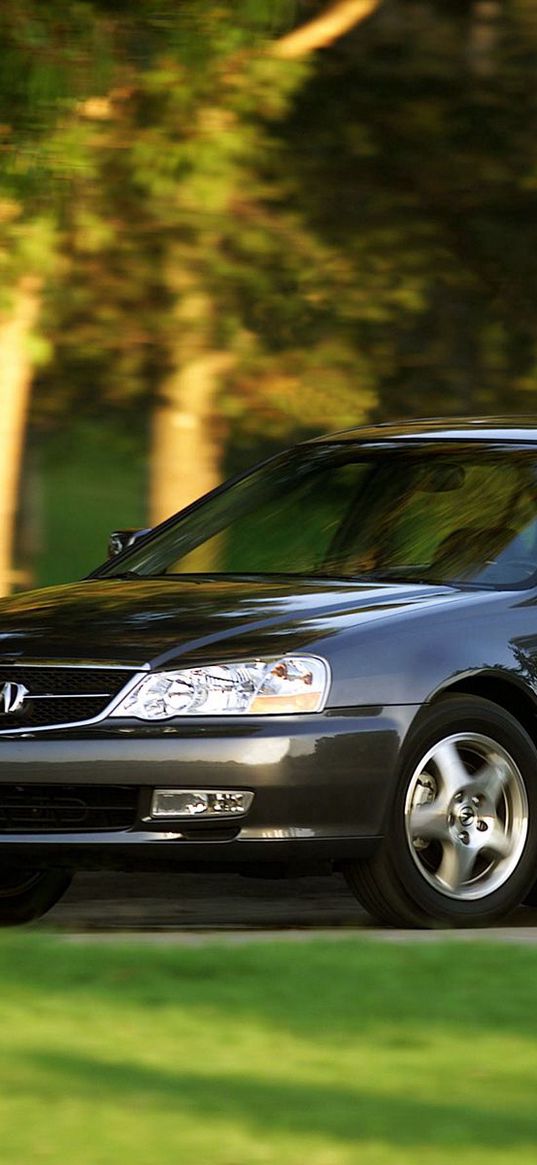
{"left": 35, "top": 870, "right": 537, "bottom": 942}
{"left": 41, "top": 870, "right": 365, "bottom": 931}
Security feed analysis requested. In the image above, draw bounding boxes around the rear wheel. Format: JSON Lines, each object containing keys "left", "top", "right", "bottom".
{"left": 0, "top": 866, "right": 71, "bottom": 925}
{"left": 345, "top": 696, "right": 537, "bottom": 928}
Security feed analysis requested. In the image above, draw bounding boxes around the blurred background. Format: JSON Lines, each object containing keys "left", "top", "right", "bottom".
{"left": 1, "top": 0, "right": 536, "bottom": 596}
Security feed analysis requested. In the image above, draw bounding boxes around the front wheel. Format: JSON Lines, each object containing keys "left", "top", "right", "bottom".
{"left": 345, "top": 696, "right": 537, "bottom": 928}
{"left": 0, "top": 866, "right": 71, "bottom": 925}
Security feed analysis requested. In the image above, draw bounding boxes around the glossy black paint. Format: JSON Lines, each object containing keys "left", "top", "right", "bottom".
{"left": 0, "top": 708, "right": 414, "bottom": 869}
{"left": 0, "top": 575, "right": 536, "bottom": 710}
{"left": 4, "top": 417, "right": 537, "bottom": 875}
{"left": 0, "top": 575, "right": 463, "bottom": 670}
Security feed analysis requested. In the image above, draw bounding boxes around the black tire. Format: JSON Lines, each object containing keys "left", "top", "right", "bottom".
{"left": 0, "top": 865, "right": 71, "bottom": 925}
{"left": 345, "top": 696, "right": 537, "bottom": 928}
{"left": 523, "top": 881, "right": 537, "bottom": 907}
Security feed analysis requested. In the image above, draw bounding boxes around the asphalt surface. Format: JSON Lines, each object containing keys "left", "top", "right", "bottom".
{"left": 34, "top": 869, "right": 537, "bottom": 942}
{"left": 41, "top": 870, "right": 364, "bottom": 931}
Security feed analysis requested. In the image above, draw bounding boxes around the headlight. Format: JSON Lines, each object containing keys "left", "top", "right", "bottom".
{"left": 110, "top": 656, "right": 330, "bottom": 720}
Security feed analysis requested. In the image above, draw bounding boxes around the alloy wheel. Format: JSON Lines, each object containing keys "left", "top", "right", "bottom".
{"left": 404, "top": 732, "right": 529, "bottom": 900}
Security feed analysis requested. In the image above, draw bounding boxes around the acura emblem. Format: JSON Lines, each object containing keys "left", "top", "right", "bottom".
{"left": 458, "top": 804, "right": 476, "bottom": 827}
{"left": 0, "top": 682, "right": 29, "bottom": 714}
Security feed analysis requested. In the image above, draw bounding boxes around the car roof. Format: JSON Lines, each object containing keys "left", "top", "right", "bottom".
{"left": 311, "top": 417, "right": 537, "bottom": 445}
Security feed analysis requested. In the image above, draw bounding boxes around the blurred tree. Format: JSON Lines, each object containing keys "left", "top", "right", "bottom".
{"left": 149, "top": 1, "right": 382, "bottom": 525}
{"left": 0, "top": 4, "right": 93, "bottom": 592}
{"left": 0, "top": 2, "right": 125, "bottom": 591}
{"left": 26, "top": 1, "right": 383, "bottom": 529}
{"left": 3, "top": 0, "right": 537, "bottom": 594}
{"left": 0, "top": 276, "right": 41, "bottom": 594}
{"left": 282, "top": 0, "right": 537, "bottom": 420}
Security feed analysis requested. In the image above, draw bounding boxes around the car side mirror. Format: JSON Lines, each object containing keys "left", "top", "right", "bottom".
{"left": 107, "top": 528, "right": 151, "bottom": 558}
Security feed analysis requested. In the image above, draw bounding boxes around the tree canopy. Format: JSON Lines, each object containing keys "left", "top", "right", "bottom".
{"left": 2, "top": 0, "right": 537, "bottom": 583}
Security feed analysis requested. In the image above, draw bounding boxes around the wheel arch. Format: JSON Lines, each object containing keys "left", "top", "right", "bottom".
{"left": 428, "top": 672, "right": 537, "bottom": 752}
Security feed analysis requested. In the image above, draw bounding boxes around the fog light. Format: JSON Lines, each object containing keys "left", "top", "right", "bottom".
{"left": 150, "top": 789, "right": 254, "bottom": 819}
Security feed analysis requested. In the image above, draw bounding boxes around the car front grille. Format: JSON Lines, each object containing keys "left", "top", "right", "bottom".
{"left": 0, "top": 666, "right": 136, "bottom": 732}
{"left": 0, "top": 784, "right": 139, "bottom": 832}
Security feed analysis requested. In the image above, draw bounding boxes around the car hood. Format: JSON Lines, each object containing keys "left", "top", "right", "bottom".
{"left": 0, "top": 576, "right": 463, "bottom": 668}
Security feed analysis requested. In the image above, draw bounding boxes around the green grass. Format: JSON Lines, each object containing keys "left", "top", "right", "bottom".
{"left": 0, "top": 934, "right": 536, "bottom": 1164}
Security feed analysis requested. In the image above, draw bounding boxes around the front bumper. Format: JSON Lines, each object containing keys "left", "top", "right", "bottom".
{"left": 0, "top": 707, "right": 419, "bottom": 871}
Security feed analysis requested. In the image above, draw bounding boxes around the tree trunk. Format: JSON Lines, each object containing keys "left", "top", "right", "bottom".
{"left": 149, "top": 1, "right": 382, "bottom": 539}
{"left": 0, "top": 277, "right": 41, "bottom": 596}
{"left": 273, "top": 0, "right": 381, "bottom": 59}
{"left": 149, "top": 279, "right": 233, "bottom": 528}
{"left": 467, "top": 1, "right": 500, "bottom": 78}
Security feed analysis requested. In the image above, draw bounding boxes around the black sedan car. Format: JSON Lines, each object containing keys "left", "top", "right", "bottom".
{"left": 4, "top": 417, "right": 537, "bottom": 928}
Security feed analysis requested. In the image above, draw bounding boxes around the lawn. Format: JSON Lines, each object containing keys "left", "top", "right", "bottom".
{"left": 0, "top": 934, "right": 535, "bottom": 1164}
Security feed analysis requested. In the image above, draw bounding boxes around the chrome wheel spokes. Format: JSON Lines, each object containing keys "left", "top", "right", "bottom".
{"left": 408, "top": 799, "right": 450, "bottom": 845}
{"left": 432, "top": 739, "right": 470, "bottom": 806}
{"left": 436, "top": 837, "right": 480, "bottom": 893}
{"left": 404, "top": 733, "right": 528, "bottom": 900}
{"left": 472, "top": 757, "right": 511, "bottom": 808}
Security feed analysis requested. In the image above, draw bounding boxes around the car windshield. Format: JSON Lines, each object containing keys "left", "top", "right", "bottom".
{"left": 99, "top": 443, "right": 537, "bottom": 589}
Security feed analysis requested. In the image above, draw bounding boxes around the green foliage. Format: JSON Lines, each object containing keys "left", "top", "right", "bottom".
{"left": 31, "top": 419, "right": 148, "bottom": 585}
{"left": 0, "top": 1, "right": 315, "bottom": 436}
{"left": 4, "top": 0, "right": 537, "bottom": 466}
{"left": 282, "top": 0, "right": 537, "bottom": 419}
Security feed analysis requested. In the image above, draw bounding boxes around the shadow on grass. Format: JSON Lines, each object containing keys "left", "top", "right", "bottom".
{"left": 1, "top": 936, "right": 537, "bottom": 1045}
{"left": 9, "top": 1047, "right": 537, "bottom": 1151}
